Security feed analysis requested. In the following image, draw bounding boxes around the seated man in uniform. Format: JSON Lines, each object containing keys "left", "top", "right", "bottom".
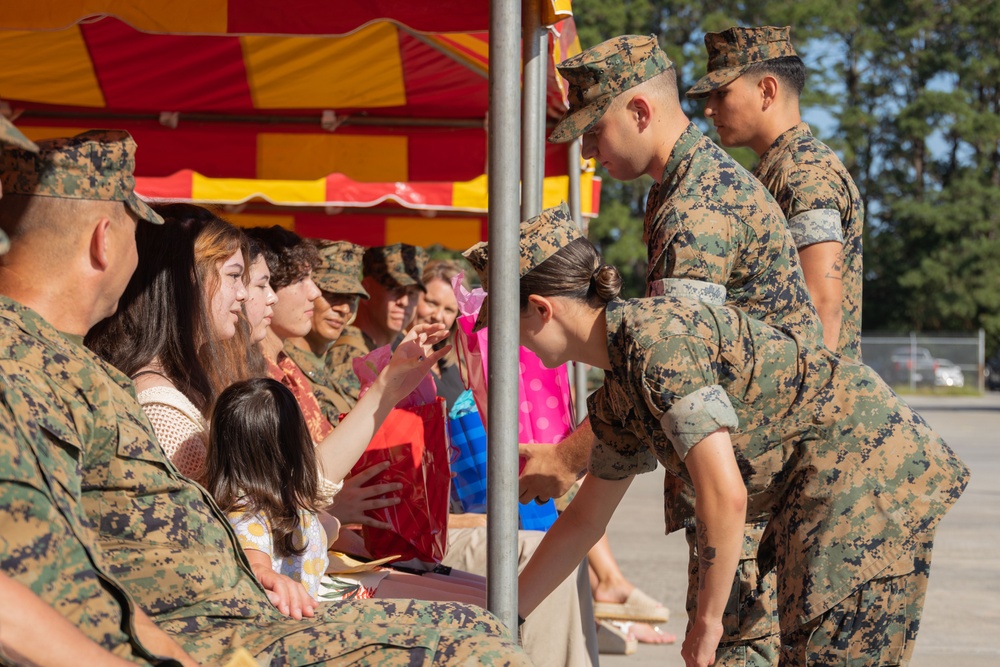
{"left": 0, "top": 130, "right": 529, "bottom": 667}
{"left": 327, "top": 243, "right": 427, "bottom": 401}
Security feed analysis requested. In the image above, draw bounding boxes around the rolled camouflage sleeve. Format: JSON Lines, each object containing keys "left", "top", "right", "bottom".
{"left": 784, "top": 165, "right": 848, "bottom": 248}
{"left": 658, "top": 385, "right": 739, "bottom": 460}
{"left": 587, "top": 386, "right": 658, "bottom": 480}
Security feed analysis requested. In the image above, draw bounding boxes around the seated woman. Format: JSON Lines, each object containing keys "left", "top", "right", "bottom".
{"left": 407, "top": 259, "right": 466, "bottom": 407}
{"left": 86, "top": 204, "right": 251, "bottom": 481}
{"left": 465, "top": 204, "right": 969, "bottom": 667}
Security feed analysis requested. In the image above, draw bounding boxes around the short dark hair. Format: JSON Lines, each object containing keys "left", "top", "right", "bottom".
{"left": 244, "top": 226, "right": 318, "bottom": 290}
{"left": 743, "top": 55, "right": 806, "bottom": 98}
{"left": 205, "top": 378, "right": 321, "bottom": 559}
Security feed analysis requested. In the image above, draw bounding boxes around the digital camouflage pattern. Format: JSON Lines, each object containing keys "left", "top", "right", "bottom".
{"left": 0, "top": 130, "right": 163, "bottom": 225}
{"left": 325, "top": 324, "right": 380, "bottom": 402}
{"left": 363, "top": 243, "right": 428, "bottom": 291}
{"left": 284, "top": 340, "right": 356, "bottom": 425}
{"left": 0, "top": 404, "right": 178, "bottom": 667}
{"left": 643, "top": 123, "right": 821, "bottom": 350}
{"left": 686, "top": 26, "right": 798, "bottom": 99}
{"left": 314, "top": 239, "right": 370, "bottom": 299}
{"left": 0, "top": 296, "right": 529, "bottom": 667}
{"left": 754, "top": 122, "right": 865, "bottom": 360}
{"left": 462, "top": 201, "right": 581, "bottom": 331}
{"left": 587, "top": 296, "right": 969, "bottom": 631}
{"left": 0, "top": 115, "right": 38, "bottom": 153}
{"left": 549, "top": 34, "right": 672, "bottom": 143}
{"left": 645, "top": 121, "right": 822, "bottom": 655}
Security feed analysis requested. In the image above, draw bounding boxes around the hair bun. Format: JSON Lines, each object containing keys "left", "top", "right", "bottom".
{"left": 591, "top": 263, "right": 622, "bottom": 302}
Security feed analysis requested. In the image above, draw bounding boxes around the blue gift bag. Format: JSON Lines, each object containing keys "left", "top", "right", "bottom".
{"left": 448, "top": 390, "right": 558, "bottom": 531}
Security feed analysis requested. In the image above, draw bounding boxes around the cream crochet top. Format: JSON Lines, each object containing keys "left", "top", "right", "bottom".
{"left": 136, "top": 385, "right": 209, "bottom": 480}
{"left": 137, "top": 384, "right": 343, "bottom": 502}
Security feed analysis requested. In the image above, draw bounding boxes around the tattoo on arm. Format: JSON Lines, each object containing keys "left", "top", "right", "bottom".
{"left": 825, "top": 254, "right": 844, "bottom": 281}
{"left": 696, "top": 522, "right": 717, "bottom": 591}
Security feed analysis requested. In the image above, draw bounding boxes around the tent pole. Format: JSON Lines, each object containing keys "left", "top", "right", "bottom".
{"left": 487, "top": 0, "right": 522, "bottom": 633}
{"left": 521, "top": 0, "right": 546, "bottom": 218}
{"left": 567, "top": 138, "right": 589, "bottom": 423}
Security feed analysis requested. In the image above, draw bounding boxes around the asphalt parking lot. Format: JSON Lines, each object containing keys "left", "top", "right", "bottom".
{"left": 599, "top": 392, "right": 1000, "bottom": 667}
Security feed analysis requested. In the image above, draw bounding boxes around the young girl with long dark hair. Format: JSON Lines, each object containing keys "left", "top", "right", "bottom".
{"left": 207, "top": 378, "right": 487, "bottom": 605}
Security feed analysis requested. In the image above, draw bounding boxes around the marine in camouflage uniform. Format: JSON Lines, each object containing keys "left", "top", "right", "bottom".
{"left": 687, "top": 25, "right": 865, "bottom": 361}
{"left": 284, "top": 240, "right": 369, "bottom": 425}
{"left": 0, "top": 131, "right": 529, "bottom": 667}
{"left": 326, "top": 243, "right": 428, "bottom": 402}
{"left": 0, "top": 123, "right": 180, "bottom": 667}
{"left": 586, "top": 294, "right": 968, "bottom": 663}
{"left": 683, "top": 27, "right": 866, "bottom": 663}
{"left": 552, "top": 35, "right": 823, "bottom": 662}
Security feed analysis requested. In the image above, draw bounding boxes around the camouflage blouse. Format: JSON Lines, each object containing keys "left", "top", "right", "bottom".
{"left": 644, "top": 122, "right": 821, "bottom": 346}
{"left": 588, "top": 297, "right": 969, "bottom": 629}
{"left": 754, "top": 122, "right": 865, "bottom": 359}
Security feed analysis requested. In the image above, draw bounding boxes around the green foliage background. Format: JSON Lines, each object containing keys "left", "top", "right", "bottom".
{"left": 571, "top": 0, "right": 1000, "bottom": 354}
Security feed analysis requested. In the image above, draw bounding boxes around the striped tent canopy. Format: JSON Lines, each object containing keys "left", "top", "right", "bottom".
{"left": 0, "top": 1, "right": 595, "bottom": 249}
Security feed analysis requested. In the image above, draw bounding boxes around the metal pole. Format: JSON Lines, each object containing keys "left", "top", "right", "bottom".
{"left": 568, "top": 138, "right": 589, "bottom": 423}
{"left": 487, "top": 0, "right": 522, "bottom": 632}
{"left": 521, "top": 0, "right": 546, "bottom": 218}
{"left": 979, "top": 328, "right": 986, "bottom": 395}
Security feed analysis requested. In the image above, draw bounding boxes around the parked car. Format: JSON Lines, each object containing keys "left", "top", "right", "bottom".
{"left": 888, "top": 346, "right": 937, "bottom": 385}
{"left": 987, "top": 352, "right": 1000, "bottom": 391}
{"left": 933, "top": 359, "right": 964, "bottom": 388}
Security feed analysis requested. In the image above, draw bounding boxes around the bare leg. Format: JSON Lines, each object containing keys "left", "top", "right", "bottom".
{"left": 588, "top": 532, "right": 634, "bottom": 603}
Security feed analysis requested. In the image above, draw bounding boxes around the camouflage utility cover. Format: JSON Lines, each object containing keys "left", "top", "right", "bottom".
{"left": 363, "top": 243, "right": 428, "bottom": 290}
{"left": 463, "top": 202, "right": 581, "bottom": 331}
{"left": 313, "top": 239, "right": 369, "bottom": 298}
{"left": 754, "top": 122, "right": 865, "bottom": 360}
{"left": 0, "top": 296, "right": 528, "bottom": 666}
{"left": 550, "top": 34, "right": 672, "bottom": 143}
{"left": 588, "top": 296, "right": 969, "bottom": 629}
{"left": 0, "top": 130, "right": 163, "bottom": 225}
{"left": 687, "top": 26, "right": 798, "bottom": 98}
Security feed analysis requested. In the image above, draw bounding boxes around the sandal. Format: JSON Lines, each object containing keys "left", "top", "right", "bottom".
{"left": 593, "top": 587, "right": 670, "bottom": 623}
{"left": 596, "top": 619, "right": 638, "bottom": 655}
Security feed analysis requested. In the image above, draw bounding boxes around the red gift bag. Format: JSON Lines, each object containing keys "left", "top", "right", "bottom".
{"left": 349, "top": 397, "right": 451, "bottom": 568}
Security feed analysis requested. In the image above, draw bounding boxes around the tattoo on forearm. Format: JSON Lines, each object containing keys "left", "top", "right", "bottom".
{"left": 697, "top": 522, "right": 717, "bottom": 591}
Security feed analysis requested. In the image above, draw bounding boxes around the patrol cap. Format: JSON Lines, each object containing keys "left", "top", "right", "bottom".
{"left": 462, "top": 202, "right": 581, "bottom": 332}
{"left": 0, "top": 116, "right": 38, "bottom": 154}
{"left": 0, "top": 129, "right": 163, "bottom": 225}
{"left": 313, "top": 239, "right": 369, "bottom": 299}
{"left": 686, "top": 26, "right": 797, "bottom": 99}
{"left": 549, "top": 34, "right": 673, "bottom": 144}
{"left": 362, "top": 243, "right": 428, "bottom": 292}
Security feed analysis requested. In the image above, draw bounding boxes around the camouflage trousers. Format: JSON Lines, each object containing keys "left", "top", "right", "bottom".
{"left": 158, "top": 597, "right": 531, "bottom": 666}
{"left": 686, "top": 519, "right": 781, "bottom": 667}
{"left": 779, "top": 533, "right": 934, "bottom": 667}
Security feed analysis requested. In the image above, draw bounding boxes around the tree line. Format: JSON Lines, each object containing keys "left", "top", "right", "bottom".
{"left": 572, "top": 0, "right": 1000, "bottom": 355}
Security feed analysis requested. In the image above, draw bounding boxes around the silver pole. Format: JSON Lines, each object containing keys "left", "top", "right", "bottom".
{"left": 979, "top": 328, "right": 986, "bottom": 395}
{"left": 521, "top": 0, "right": 546, "bottom": 219}
{"left": 568, "top": 138, "right": 589, "bottom": 423}
{"left": 487, "top": 0, "right": 522, "bottom": 632}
